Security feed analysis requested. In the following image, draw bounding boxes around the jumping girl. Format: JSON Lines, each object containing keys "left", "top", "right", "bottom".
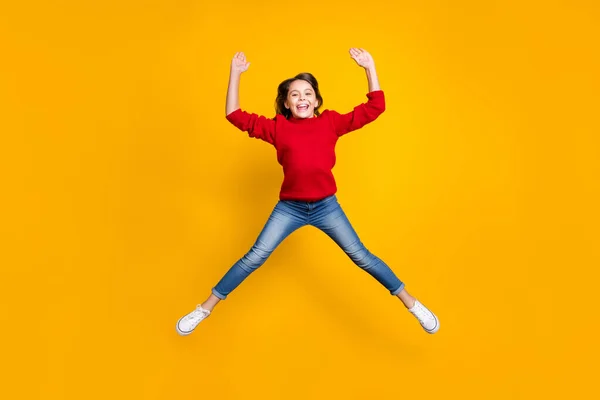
{"left": 176, "top": 48, "right": 440, "bottom": 336}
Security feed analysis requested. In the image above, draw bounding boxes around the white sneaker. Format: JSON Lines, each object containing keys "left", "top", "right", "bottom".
{"left": 176, "top": 305, "right": 210, "bottom": 336}
{"left": 408, "top": 300, "right": 440, "bottom": 334}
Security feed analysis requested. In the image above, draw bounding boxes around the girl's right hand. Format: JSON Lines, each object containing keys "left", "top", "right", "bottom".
{"left": 231, "top": 52, "right": 250, "bottom": 74}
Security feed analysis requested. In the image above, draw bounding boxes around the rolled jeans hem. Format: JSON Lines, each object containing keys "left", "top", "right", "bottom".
{"left": 211, "top": 288, "right": 227, "bottom": 300}
{"left": 391, "top": 282, "right": 405, "bottom": 296}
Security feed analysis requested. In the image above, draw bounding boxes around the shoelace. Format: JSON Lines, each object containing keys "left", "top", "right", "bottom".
{"left": 186, "top": 306, "right": 209, "bottom": 326}
{"left": 412, "top": 304, "right": 431, "bottom": 325}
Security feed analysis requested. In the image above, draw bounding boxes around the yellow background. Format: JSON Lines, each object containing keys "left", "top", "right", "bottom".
{"left": 1, "top": 1, "right": 599, "bottom": 399}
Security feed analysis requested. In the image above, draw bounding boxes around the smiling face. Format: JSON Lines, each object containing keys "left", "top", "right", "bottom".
{"left": 284, "top": 79, "right": 319, "bottom": 119}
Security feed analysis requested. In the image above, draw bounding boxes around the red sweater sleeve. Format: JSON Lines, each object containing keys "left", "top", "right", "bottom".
{"left": 327, "top": 90, "right": 386, "bottom": 137}
{"left": 226, "top": 109, "right": 276, "bottom": 145}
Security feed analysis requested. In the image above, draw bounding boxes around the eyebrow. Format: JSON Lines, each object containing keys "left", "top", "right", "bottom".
{"left": 289, "top": 89, "right": 313, "bottom": 94}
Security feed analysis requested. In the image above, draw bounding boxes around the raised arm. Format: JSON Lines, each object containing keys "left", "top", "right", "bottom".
{"left": 224, "top": 52, "right": 276, "bottom": 145}
{"left": 349, "top": 48, "right": 380, "bottom": 92}
{"left": 325, "top": 48, "right": 385, "bottom": 137}
{"left": 226, "top": 52, "right": 250, "bottom": 116}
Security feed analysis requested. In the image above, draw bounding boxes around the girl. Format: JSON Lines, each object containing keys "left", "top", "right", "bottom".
{"left": 176, "top": 48, "right": 439, "bottom": 335}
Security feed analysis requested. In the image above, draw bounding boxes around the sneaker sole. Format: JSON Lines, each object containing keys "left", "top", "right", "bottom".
{"left": 424, "top": 314, "right": 440, "bottom": 334}
{"left": 175, "top": 317, "right": 193, "bottom": 336}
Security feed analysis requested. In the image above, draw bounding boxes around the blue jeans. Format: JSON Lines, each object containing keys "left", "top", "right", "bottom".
{"left": 212, "top": 195, "right": 405, "bottom": 299}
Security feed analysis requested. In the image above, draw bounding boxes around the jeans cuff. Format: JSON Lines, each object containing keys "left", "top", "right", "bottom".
{"left": 391, "top": 282, "right": 405, "bottom": 296}
{"left": 212, "top": 288, "right": 227, "bottom": 300}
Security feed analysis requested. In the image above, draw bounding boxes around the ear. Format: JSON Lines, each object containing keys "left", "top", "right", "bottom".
{"left": 284, "top": 101, "right": 289, "bottom": 109}
{"left": 314, "top": 101, "right": 319, "bottom": 108}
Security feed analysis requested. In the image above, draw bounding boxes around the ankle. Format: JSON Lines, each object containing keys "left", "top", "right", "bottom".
{"left": 396, "top": 290, "right": 416, "bottom": 309}
{"left": 201, "top": 294, "right": 221, "bottom": 312}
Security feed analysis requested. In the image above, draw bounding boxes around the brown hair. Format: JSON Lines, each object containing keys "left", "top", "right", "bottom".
{"left": 274, "top": 73, "right": 324, "bottom": 119}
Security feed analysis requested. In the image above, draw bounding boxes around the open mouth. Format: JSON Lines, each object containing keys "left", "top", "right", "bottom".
{"left": 296, "top": 104, "right": 309, "bottom": 112}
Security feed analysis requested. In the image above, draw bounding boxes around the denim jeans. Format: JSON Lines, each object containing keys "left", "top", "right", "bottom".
{"left": 212, "top": 195, "right": 405, "bottom": 299}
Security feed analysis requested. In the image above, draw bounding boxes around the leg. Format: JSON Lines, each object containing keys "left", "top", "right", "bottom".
{"left": 310, "top": 196, "right": 439, "bottom": 334}
{"left": 396, "top": 288, "right": 416, "bottom": 309}
{"left": 211, "top": 200, "right": 306, "bottom": 300}
{"left": 201, "top": 293, "right": 221, "bottom": 311}
{"left": 310, "top": 196, "right": 405, "bottom": 295}
{"left": 176, "top": 201, "right": 306, "bottom": 336}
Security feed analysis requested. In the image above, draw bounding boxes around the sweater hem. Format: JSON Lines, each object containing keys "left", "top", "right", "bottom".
{"left": 279, "top": 191, "right": 337, "bottom": 202}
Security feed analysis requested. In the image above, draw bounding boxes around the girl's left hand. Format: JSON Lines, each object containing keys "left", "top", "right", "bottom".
{"left": 349, "top": 48, "right": 375, "bottom": 69}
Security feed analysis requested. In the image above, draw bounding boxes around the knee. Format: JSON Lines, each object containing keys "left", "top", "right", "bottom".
{"left": 240, "top": 241, "right": 272, "bottom": 270}
{"left": 344, "top": 241, "right": 373, "bottom": 267}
